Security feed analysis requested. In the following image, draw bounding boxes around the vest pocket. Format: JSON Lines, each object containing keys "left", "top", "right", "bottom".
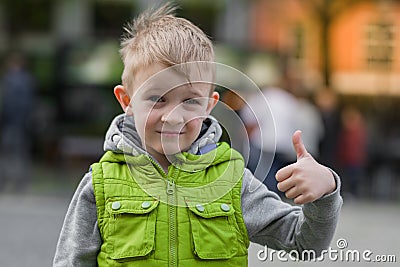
{"left": 187, "top": 200, "right": 238, "bottom": 259}
{"left": 105, "top": 197, "right": 159, "bottom": 260}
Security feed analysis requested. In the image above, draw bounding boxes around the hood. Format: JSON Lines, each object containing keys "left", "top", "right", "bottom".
{"left": 103, "top": 114, "right": 223, "bottom": 157}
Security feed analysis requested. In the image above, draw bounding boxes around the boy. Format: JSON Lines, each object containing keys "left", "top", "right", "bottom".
{"left": 53, "top": 4, "right": 342, "bottom": 266}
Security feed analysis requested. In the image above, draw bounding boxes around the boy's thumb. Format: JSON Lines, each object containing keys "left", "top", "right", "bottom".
{"left": 292, "top": 130, "right": 308, "bottom": 160}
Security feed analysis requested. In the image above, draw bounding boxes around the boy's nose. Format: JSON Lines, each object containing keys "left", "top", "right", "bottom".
{"left": 160, "top": 108, "right": 184, "bottom": 125}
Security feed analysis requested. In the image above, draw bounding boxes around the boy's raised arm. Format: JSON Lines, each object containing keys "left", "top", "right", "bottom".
{"left": 241, "top": 131, "right": 342, "bottom": 257}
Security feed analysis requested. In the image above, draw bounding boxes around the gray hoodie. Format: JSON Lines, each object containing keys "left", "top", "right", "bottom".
{"left": 53, "top": 114, "right": 342, "bottom": 266}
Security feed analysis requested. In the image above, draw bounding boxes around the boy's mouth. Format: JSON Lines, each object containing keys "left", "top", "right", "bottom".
{"left": 157, "top": 131, "right": 184, "bottom": 137}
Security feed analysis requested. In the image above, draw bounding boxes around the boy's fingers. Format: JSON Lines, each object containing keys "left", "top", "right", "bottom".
{"left": 277, "top": 176, "right": 296, "bottom": 192}
{"left": 284, "top": 186, "right": 301, "bottom": 199}
{"left": 294, "top": 194, "right": 315, "bottom": 205}
{"left": 292, "top": 130, "right": 308, "bottom": 160}
{"left": 294, "top": 194, "right": 308, "bottom": 205}
{"left": 275, "top": 163, "right": 295, "bottom": 182}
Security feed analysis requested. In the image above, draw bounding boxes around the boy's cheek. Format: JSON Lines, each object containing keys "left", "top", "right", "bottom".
{"left": 186, "top": 118, "right": 204, "bottom": 133}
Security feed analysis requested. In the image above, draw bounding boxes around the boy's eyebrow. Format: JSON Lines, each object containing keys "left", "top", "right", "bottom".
{"left": 141, "top": 85, "right": 206, "bottom": 98}
{"left": 137, "top": 78, "right": 185, "bottom": 95}
{"left": 140, "top": 87, "right": 166, "bottom": 94}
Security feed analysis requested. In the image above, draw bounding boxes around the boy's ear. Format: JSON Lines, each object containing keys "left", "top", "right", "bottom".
{"left": 205, "top": 91, "right": 219, "bottom": 115}
{"left": 114, "top": 85, "right": 133, "bottom": 115}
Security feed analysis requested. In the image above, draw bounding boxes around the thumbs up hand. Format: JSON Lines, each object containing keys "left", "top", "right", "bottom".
{"left": 276, "top": 130, "right": 336, "bottom": 205}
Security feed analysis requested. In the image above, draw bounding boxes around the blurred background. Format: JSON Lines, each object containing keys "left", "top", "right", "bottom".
{"left": 0, "top": 0, "right": 398, "bottom": 266}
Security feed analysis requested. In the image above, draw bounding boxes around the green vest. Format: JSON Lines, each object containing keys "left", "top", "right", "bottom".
{"left": 91, "top": 142, "right": 249, "bottom": 266}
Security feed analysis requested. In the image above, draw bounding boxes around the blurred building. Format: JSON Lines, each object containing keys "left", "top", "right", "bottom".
{"left": 248, "top": 0, "right": 400, "bottom": 199}
{"left": 2, "top": 0, "right": 400, "bottom": 112}
{"left": 249, "top": 0, "right": 400, "bottom": 94}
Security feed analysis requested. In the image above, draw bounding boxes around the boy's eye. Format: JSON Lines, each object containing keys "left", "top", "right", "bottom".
{"left": 184, "top": 98, "right": 200, "bottom": 105}
{"left": 148, "top": 95, "right": 165, "bottom": 103}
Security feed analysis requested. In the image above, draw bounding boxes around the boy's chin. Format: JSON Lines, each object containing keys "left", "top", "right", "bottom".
{"left": 161, "top": 149, "right": 184, "bottom": 156}
{"left": 160, "top": 145, "right": 190, "bottom": 156}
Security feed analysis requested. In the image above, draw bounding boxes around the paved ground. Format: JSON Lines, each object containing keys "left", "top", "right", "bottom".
{"left": 0, "top": 190, "right": 398, "bottom": 267}
{"left": 248, "top": 199, "right": 400, "bottom": 267}
{"left": 0, "top": 193, "right": 70, "bottom": 267}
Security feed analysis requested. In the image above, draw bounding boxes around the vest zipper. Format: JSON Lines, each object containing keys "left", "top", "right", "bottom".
{"left": 167, "top": 167, "right": 178, "bottom": 267}
{"left": 146, "top": 155, "right": 179, "bottom": 266}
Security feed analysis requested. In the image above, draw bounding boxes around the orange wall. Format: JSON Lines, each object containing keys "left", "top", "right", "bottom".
{"left": 249, "top": 0, "right": 321, "bottom": 78}
{"left": 250, "top": 0, "right": 310, "bottom": 52}
{"left": 330, "top": 1, "right": 400, "bottom": 73}
{"left": 250, "top": 0, "right": 400, "bottom": 75}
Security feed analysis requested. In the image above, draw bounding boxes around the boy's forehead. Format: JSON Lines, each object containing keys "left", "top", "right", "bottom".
{"left": 133, "top": 62, "right": 214, "bottom": 95}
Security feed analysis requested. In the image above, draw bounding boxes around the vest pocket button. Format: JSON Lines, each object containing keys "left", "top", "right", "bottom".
{"left": 111, "top": 201, "right": 121, "bottom": 210}
{"left": 195, "top": 204, "right": 205, "bottom": 212}
{"left": 141, "top": 201, "right": 151, "bottom": 209}
{"left": 220, "top": 204, "right": 230, "bottom": 212}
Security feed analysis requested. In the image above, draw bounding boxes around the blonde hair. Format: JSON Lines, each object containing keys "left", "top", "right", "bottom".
{"left": 119, "top": 3, "right": 215, "bottom": 91}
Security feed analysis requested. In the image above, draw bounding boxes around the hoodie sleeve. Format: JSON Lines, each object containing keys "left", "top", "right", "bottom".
{"left": 53, "top": 172, "right": 101, "bottom": 267}
{"left": 241, "top": 168, "right": 342, "bottom": 257}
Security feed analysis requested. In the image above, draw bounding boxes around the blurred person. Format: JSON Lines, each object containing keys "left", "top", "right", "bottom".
{"left": 337, "top": 106, "right": 367, "bottom": 198}
{"left": 315, "top": 87, "right": 341, "bottom": 169}
{"left": 0, "top": 52, "right": 35, "bottom": 192}
{"left": 294, "top": 88, "right": 324, "bottom": 158}
{"left": 241, "top": 86, "right": 298, "bottom": 198}
{"left": 53, "top": 3, "right": 342, "bottom": 266}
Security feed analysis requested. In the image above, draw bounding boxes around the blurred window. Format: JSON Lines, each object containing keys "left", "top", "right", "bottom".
{"left": 365, "top": 22, "right": 395, "bottom": 70}
{"left": 4, "top": 0, "right": 52, "bottom": 34}
{"left": 293, "top": 24, "right": 305, "bottom": 61}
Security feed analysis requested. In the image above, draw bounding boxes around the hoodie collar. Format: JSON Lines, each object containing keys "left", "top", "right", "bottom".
{"left": 103, "top": 114, "right": 222, "bottom": 157}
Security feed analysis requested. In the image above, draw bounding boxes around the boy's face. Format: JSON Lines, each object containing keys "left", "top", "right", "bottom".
{"left": 123, "top": 63, "right": 219, "bottom": 159}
